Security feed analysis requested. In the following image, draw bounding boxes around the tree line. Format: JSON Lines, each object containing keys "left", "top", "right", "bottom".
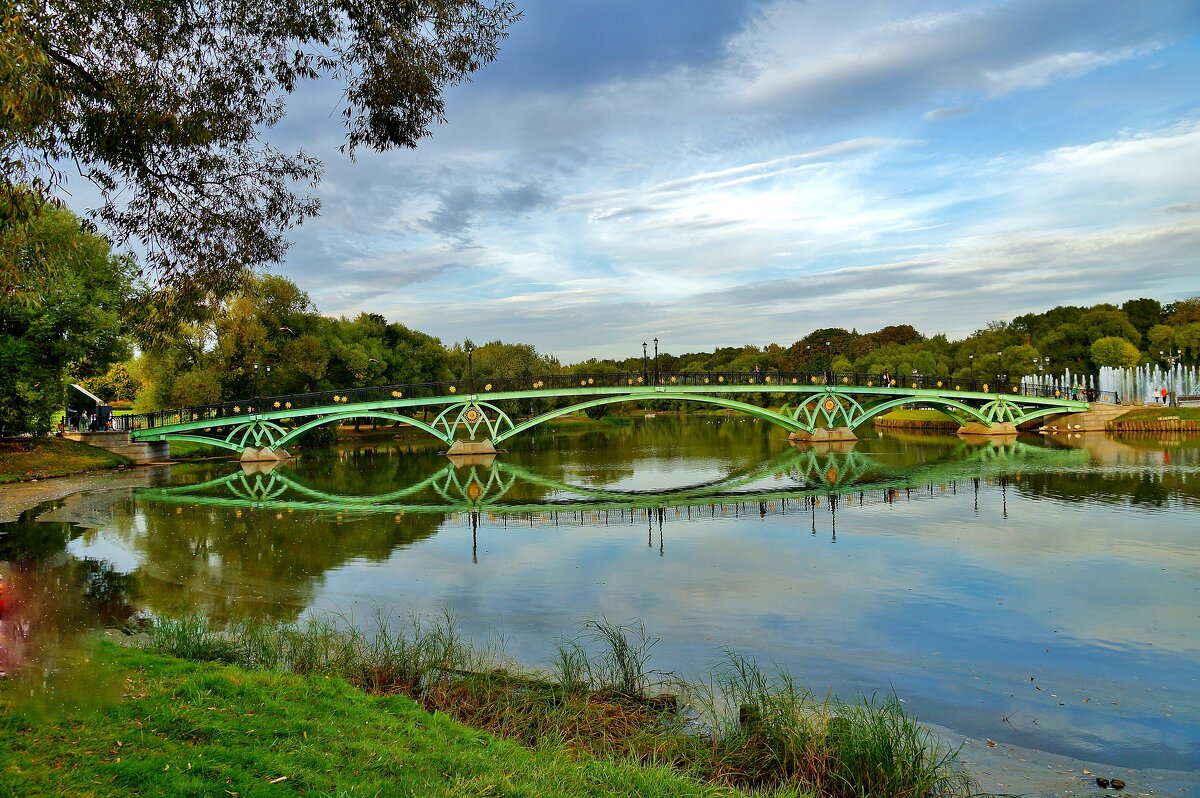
{"left": 4, "top": 204, "right": 1199, "bottom": 435}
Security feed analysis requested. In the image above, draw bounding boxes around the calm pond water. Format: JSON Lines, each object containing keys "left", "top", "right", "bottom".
{"left": 3, "top": 417, "right": 1198, "bottom": 788}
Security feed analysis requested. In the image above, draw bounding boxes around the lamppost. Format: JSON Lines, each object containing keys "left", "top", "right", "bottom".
{"left": 825, "top": 340, "right": 832, "bottom": 383}
{"left": 1033, "top": 356, "right": 1049, "bottom": 394}
{"left": 653, "top": 337, "right": 659, "bottom": 384}
{"left": 642, "top": 341, "right": 648, "bottom": 384}
{"left": 911, "top": 368, "right": 919, "bottom": 388}
{"left": 996, "top": 351, "right": 1004, "bottom": 391}
{"left": 465, "top": 344, "right": 474, "bottom": 394}
{"left": 252, "top": 362, "right": 260, "bottom": 410}
{"left": 968, "top": 354, "right": 975, "bottom": 386}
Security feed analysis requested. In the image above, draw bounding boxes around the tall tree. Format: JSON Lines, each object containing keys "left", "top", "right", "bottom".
{"left": 0, "top": 204, "right": 133, "bottom": 434}
{"left": 1, "top": 0, "right": 519, "bottom": 308}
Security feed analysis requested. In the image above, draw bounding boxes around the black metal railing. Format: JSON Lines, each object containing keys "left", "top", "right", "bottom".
{"left": 114, "top": 370, "right": 1096, "bottom": 432}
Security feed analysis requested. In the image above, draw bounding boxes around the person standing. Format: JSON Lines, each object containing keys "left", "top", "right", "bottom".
{"left": 1161, "top": 386, "right": 1169, "bottom": 406}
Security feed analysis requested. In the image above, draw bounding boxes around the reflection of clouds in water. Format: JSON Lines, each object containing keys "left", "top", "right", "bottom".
{"left": 311, "top": 480, "right": 1199, "bottom": 769}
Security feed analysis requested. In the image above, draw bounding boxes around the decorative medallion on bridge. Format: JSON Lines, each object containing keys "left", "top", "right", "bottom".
{"left": 392, "top": 390, "right": 403, "bottom": 398}
{"left": 485, "top": 384, "right": 492, "bottom": 391}
{"left": 825, "top": 467, "right": 838, "bottom": 484}
{"left": 225, "top": 420, "right": 289, "bottom": 452}
{"left": 786, "top": 391, "right": 868, "bottom": 433}
{"left": 433, "top": 401, "right": 516, "bottom": 443}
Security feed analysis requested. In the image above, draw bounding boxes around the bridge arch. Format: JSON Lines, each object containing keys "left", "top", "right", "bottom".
{"left": 493, "top": 393, "right": 806, "bottom": 445}
{"left": 272, "top": 410, "right": 455, "bottom": 450}
{"left": 848, "top": 395, "right": 991, "bottom": 429}
{"left": 153, "top": 433, "right": 246, "bottom": 453}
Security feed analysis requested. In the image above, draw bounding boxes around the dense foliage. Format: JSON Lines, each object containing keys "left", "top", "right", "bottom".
{"left": 0, "top": 204, "right": 133, "bottom": 434}
{"left": 1, "top": 0, "right": 519, "bottom": 309}
{"left": 128, "top": 278, "right": 1199, "bottom": 414}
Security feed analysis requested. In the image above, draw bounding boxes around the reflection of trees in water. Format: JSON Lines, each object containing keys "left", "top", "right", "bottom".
{"left": 107, "top": 498, "right": 444, "bottom": 623}
{"left": 0, "top": 506, "right": 137, "bottom": 682}
{"left": 1012, "top": 468, "right": 1200, "bottom": 508}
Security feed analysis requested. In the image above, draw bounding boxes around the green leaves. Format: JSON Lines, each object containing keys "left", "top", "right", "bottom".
{"left": 2, "top": 0, "right": 520, "bottom": 302}
{"left": 0, "top": 205, "right": 133, "bottom": 434}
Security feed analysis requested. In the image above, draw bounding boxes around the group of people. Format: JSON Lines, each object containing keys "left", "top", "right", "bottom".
{"left": 60, "top": 406, "right": 114, "bottom": 433}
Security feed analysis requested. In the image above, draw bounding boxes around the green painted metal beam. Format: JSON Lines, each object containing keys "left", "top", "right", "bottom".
{"left": 131, "top": 382, "right": 1091, "bottom": 451}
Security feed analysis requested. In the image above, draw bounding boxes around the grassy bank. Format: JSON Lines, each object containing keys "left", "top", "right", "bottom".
{"left": 166, "top": 439, "right": 231, "bottom": 460}
{"left": 0, "top": 643, "right": 740, "bottom": 798}
{"left": 131, "top": 613, "right": 981, "bottom": 798}
{"left": 872, "top": 409, "right": 958, "bottom": 430}
{"left": 0, "top": 436, "right": 132, "bottom": 484}
{"left": 1107, "top": 406, "right": 1200, "bottom": 432}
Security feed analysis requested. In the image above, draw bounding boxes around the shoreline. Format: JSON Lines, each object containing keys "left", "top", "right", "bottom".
{"left": 2, "top": 475, "right": 1198, "bottom": 797}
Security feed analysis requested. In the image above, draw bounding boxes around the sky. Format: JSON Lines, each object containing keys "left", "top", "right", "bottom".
{"left": 256, "top": 1, "right": 1200, "bottom": 359}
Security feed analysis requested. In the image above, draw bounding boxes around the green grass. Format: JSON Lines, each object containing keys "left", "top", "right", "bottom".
{"left": 1112, "top": 406, "right": 1200, "bottom": 422}
{"left": 0, "top": 643, "right": 748, "bottom": 798}
{"left": 0, "top": 436, "right": 132, "bottom": 483}
{"left": 166, "top": 440, "right": 230, "bottom": 459}
{"left": 137, "top": 613, "right": 984, "bottom": 798}
{"left": 875, "top": 409, "right": 953, "bottom": 422}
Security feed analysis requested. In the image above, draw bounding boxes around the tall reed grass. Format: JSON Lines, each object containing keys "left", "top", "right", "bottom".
{"left": 143, "top": 612, "right": 985, "bottom": 798}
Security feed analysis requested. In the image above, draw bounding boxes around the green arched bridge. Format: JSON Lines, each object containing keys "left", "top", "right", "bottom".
{"left": 118, "top": 369, "right": 1089, "bottom": 459}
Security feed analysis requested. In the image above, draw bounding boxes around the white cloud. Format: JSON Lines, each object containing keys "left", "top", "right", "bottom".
{"left": 261, "top": 0, "right": 1200, "bottom": 357}
{"left": 983, "top": 46, "right": 1157, "bottom": 95}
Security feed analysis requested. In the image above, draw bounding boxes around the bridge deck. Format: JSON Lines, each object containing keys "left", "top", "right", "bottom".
{"left": 120, "top": 370, "right": 1091, "bottom": 450}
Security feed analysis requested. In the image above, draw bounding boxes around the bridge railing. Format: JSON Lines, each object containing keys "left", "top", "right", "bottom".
{"left": 115, "top": 369, "right": 1082, "bottom": 431}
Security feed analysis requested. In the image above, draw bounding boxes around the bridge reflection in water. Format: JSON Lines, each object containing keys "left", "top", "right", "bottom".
{"left": 136, "top": 440, "right": 1090, "bottom": 554}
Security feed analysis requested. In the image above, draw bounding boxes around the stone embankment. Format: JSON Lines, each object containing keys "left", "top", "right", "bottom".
{"left": 873, "top": 417, "right": 957, "bottom": 430}
{"left": 61, "top": 431, "right": 169, "bottom": 464}
{"left": 1034, "top": 402, "right": 1131, "bottom": 433}
{"left": 1106, "top": 416, "right": 1200, "bottom": 432}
